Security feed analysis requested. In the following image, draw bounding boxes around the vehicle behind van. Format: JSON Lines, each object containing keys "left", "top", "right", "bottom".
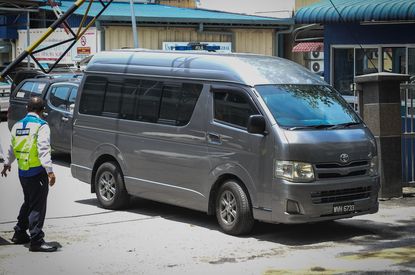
{"left": 8, "top": 75, "right": 81, "bottom": 153}
{"left": 71, "top": 50, "right": 379, "bottom": 235}
{"left": 0, "top": 81, "right": 10, "bottom": 118}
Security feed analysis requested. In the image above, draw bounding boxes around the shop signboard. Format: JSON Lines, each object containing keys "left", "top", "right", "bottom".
{"left": 162, "top": 42, "right": 232, "bottom": 53}
{"left": 17, "top": 27, "right": 98, "bottom": 65}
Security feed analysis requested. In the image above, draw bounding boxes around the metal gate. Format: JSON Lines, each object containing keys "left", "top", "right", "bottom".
{"left": 401, "top": 83, "right": 415, "bottom": 186}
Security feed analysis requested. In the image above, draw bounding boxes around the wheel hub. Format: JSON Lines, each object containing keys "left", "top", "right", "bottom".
{"left": 99, "top": 171, "right": 116, "bottom": 202}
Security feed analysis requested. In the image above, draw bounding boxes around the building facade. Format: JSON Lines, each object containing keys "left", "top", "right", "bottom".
{"left": 296, "top": 0, "right": 415, "bottom": 104}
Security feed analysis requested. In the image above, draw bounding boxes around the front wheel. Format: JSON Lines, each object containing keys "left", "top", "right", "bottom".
{"left": 215, "top": 180, "right": 254, "bottom": 235}
{"left": 95, "top": 161, "right": 130, "bottom": 209}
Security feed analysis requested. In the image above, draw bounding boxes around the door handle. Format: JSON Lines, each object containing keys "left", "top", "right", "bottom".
{"left": 43, "top": 112, "right": 48, "bottom": 118}
{"left": 61, "top": 116, "right": 69, "bottom": 122}
{"left": 208, "top": 132, "right": 222, "bottom": 145}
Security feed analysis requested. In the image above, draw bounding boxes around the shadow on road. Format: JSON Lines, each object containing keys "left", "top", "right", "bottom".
{"left": 76, "top": 197, "right": 218, "bottom": 231}
{"left": 75, "top": 196, "right": 415, "bottom": 250}
{"left": 0, "top": 236, "right": 12, "bottom": 246}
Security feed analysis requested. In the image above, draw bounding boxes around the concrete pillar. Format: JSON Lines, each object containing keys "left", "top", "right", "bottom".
{"left": 355, "top": 73, "right": 409, "bottom": 198}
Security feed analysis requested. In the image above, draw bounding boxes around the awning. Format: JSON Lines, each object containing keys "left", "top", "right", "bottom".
{"left": 295, "top": 0, "right": 415, "bottom": 24}
{"left": 292, "top": 42, "right": 323, "bottom": 53}
{"left": 40, "top": 1, "right": 293, "bottom": 25}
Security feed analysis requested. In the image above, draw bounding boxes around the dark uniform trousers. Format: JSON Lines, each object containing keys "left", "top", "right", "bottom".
{"left": 14, "top": 169, "right": 49, "bottom": 246}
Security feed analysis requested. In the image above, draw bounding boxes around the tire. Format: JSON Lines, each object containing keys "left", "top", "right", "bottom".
{"left": 95, "top": 161, "right": 130, "bottom": 210}
{"left": 215, "top": 180, "right": 254, "bottom": 235}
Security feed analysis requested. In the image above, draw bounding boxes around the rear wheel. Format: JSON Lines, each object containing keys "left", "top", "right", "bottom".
{"left": 215, "top": 180, "right": 254, "bottom": 235}
{"left": 95, "top": 161, "right": 130, "bottom": 209}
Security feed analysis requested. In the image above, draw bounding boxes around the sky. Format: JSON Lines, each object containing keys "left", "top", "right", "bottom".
{"left": 197, "top": 0, "right": 295, "bottom": 18}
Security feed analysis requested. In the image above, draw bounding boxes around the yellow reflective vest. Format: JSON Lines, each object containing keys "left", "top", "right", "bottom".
{"left": 11, "top": 115, "right": 46, "bottom": 172}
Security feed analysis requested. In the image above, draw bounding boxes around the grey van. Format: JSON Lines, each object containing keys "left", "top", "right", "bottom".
{"left": 8, "top": 76, "right": 81, "bottom": 153}
{"left": 71, "top": 50, "right": 379, "bottom": 235}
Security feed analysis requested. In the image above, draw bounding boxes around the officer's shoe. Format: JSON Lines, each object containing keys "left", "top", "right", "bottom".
{"left": 29, "top": 242, "right": 57, "bottom": 252}
{"left": 11, "top": 231, "right": 30, "bottom": 244}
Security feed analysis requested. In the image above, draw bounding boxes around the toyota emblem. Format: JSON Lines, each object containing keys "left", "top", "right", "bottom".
{"left": 340, "top": 153, "right": 349, "bottom": 163}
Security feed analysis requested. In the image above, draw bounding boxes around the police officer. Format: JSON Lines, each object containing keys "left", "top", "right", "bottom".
{"left": 1, "top": 97, "right": 57, "bottom": 252}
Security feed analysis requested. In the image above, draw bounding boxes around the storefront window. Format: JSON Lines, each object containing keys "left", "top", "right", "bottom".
{"left": 333, "top": 48, "right": 354, "bottom": 96}
{"left": 355, "top": 48, "right": 379, "bottom": 76}
{"left": 408, "top": 48, "right": 415, "bottom": 80}
{"left": 382, "top": 47, "right": 406, "bottom": 74}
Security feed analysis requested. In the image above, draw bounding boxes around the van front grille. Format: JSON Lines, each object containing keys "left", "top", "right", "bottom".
{"left": 311, "top": 186, "right": 372, "bottom": 204}
{"left": 315, "top": 160, "right": 369, "bottom": 179}
{"left": 316, "top": 161, "right": 368, "bottom": 169}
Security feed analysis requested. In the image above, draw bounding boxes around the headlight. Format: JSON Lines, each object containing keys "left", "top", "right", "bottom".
{"left": 369, "top": 156, "right": 379, "bottom": 176}
{"left": 275, "top": 161, "right": 315, "bottom": 182}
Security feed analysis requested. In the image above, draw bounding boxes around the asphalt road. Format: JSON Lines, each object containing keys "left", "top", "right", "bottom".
{"left": 1, "top": 121, "right": 415, "bottom": 275}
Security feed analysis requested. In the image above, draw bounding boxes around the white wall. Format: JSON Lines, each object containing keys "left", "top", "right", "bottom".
{"left": 197, "top": 0, "right": 295, "bottom": 18}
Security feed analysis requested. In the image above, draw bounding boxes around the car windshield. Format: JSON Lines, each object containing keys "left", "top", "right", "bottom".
{"left": 255, "top": 84, "right": 361, "bottom": 129}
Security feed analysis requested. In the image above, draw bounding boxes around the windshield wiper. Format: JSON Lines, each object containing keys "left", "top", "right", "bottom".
{"left": 287, "top": 123, "right": 361, "bottom": 131}
{"left": 327, "top": 122, "right": 361, "bottom": 129}
{"left": 287, "top": 124, "right": 335, "bottom": 130}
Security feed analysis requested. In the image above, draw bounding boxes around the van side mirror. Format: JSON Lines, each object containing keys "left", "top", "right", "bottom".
{"left": 247, "top": 115, "right": 266, "bottom": 135}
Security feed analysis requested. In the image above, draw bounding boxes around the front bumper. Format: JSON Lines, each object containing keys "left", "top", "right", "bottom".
{"left": 270, "top": 176, "right": 380, "bottom": 224}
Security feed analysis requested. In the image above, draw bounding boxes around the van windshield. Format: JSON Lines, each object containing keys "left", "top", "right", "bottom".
{"left": 255, "top": 84, "right": 361, "bottom": 129}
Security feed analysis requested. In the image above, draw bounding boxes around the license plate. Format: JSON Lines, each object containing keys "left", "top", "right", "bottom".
{"left": 333, "top": 202, "right": 355, "bottom": 214}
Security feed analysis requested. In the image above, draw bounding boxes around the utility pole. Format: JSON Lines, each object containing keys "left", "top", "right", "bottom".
{"left": 129, "top": 0, "right": 139, "bottom": 48}
{"left": 26, "top": 11, "right": 30, "bottom": 69}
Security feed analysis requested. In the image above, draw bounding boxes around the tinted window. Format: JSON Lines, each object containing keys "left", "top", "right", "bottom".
{"left": 14, "top": 81, "right": 33, "bottom": 99}
{"left": 159, "top": 85, "right": 181, "bottom": 125}
{"left": 177, "top": 83, "right": 202, "bottom": 125}
{"left": 120, "top": 80, "right": 139, "bottom": 120}
{"left": 213, "top": 89, "right": 258, "bottom": 128}
{"left": 79, "top": 76, "right": 106, "bottom": 115}
{"left": 159, "top": 83, "right": 202, "bottom": 126}
{"left": 80, "top": 76, "right": 202, "bottom": 126}
{"left": 103, "top": 83, "right": 122, "bottom": 116}
{"left": 137, "top": 80, "right": 162, "bottom": 123}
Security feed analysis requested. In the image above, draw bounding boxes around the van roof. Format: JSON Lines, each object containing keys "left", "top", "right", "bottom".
{"left": 86, "top": 49, "right": 326, "bottom": 87}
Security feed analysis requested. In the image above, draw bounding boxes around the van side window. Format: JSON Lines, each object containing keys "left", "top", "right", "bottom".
{"left": 49, "top": 86, "right": 71, "bottom": 110}
{"left": 79, "top": 76, "right": 107, "bottom": 115}
{"left": 103, "top": 82, "right": 122, "bottom": 116}
{"left": 137, "top": 80, "right": 163, "bottom": 123}
{"left": 213, "top": 89, "right": 259, "bottom": 128}
{"left": 159, "top": 85, "right": 181, "bottom": 125}
{"left": 174, "top": 83, "right": 202, "bottom": 126}
{"left": 120, "top": 80, "right": 139, "bottom": 120}
{"left": 154, "top": 83, "right": 202, "bottom": 126}
{"left": 80, "top": 76, "right": 202, "bottom": 126}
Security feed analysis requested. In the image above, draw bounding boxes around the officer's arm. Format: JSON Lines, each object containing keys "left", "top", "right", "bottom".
{"left": 1, "top": 134, "right": 15, "bottom": 177}
{"left": 3, "top": 135, "right": 15, "bottom": 167}
{"left": 37, "top": 124, "right": 53, "bottom": 174}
